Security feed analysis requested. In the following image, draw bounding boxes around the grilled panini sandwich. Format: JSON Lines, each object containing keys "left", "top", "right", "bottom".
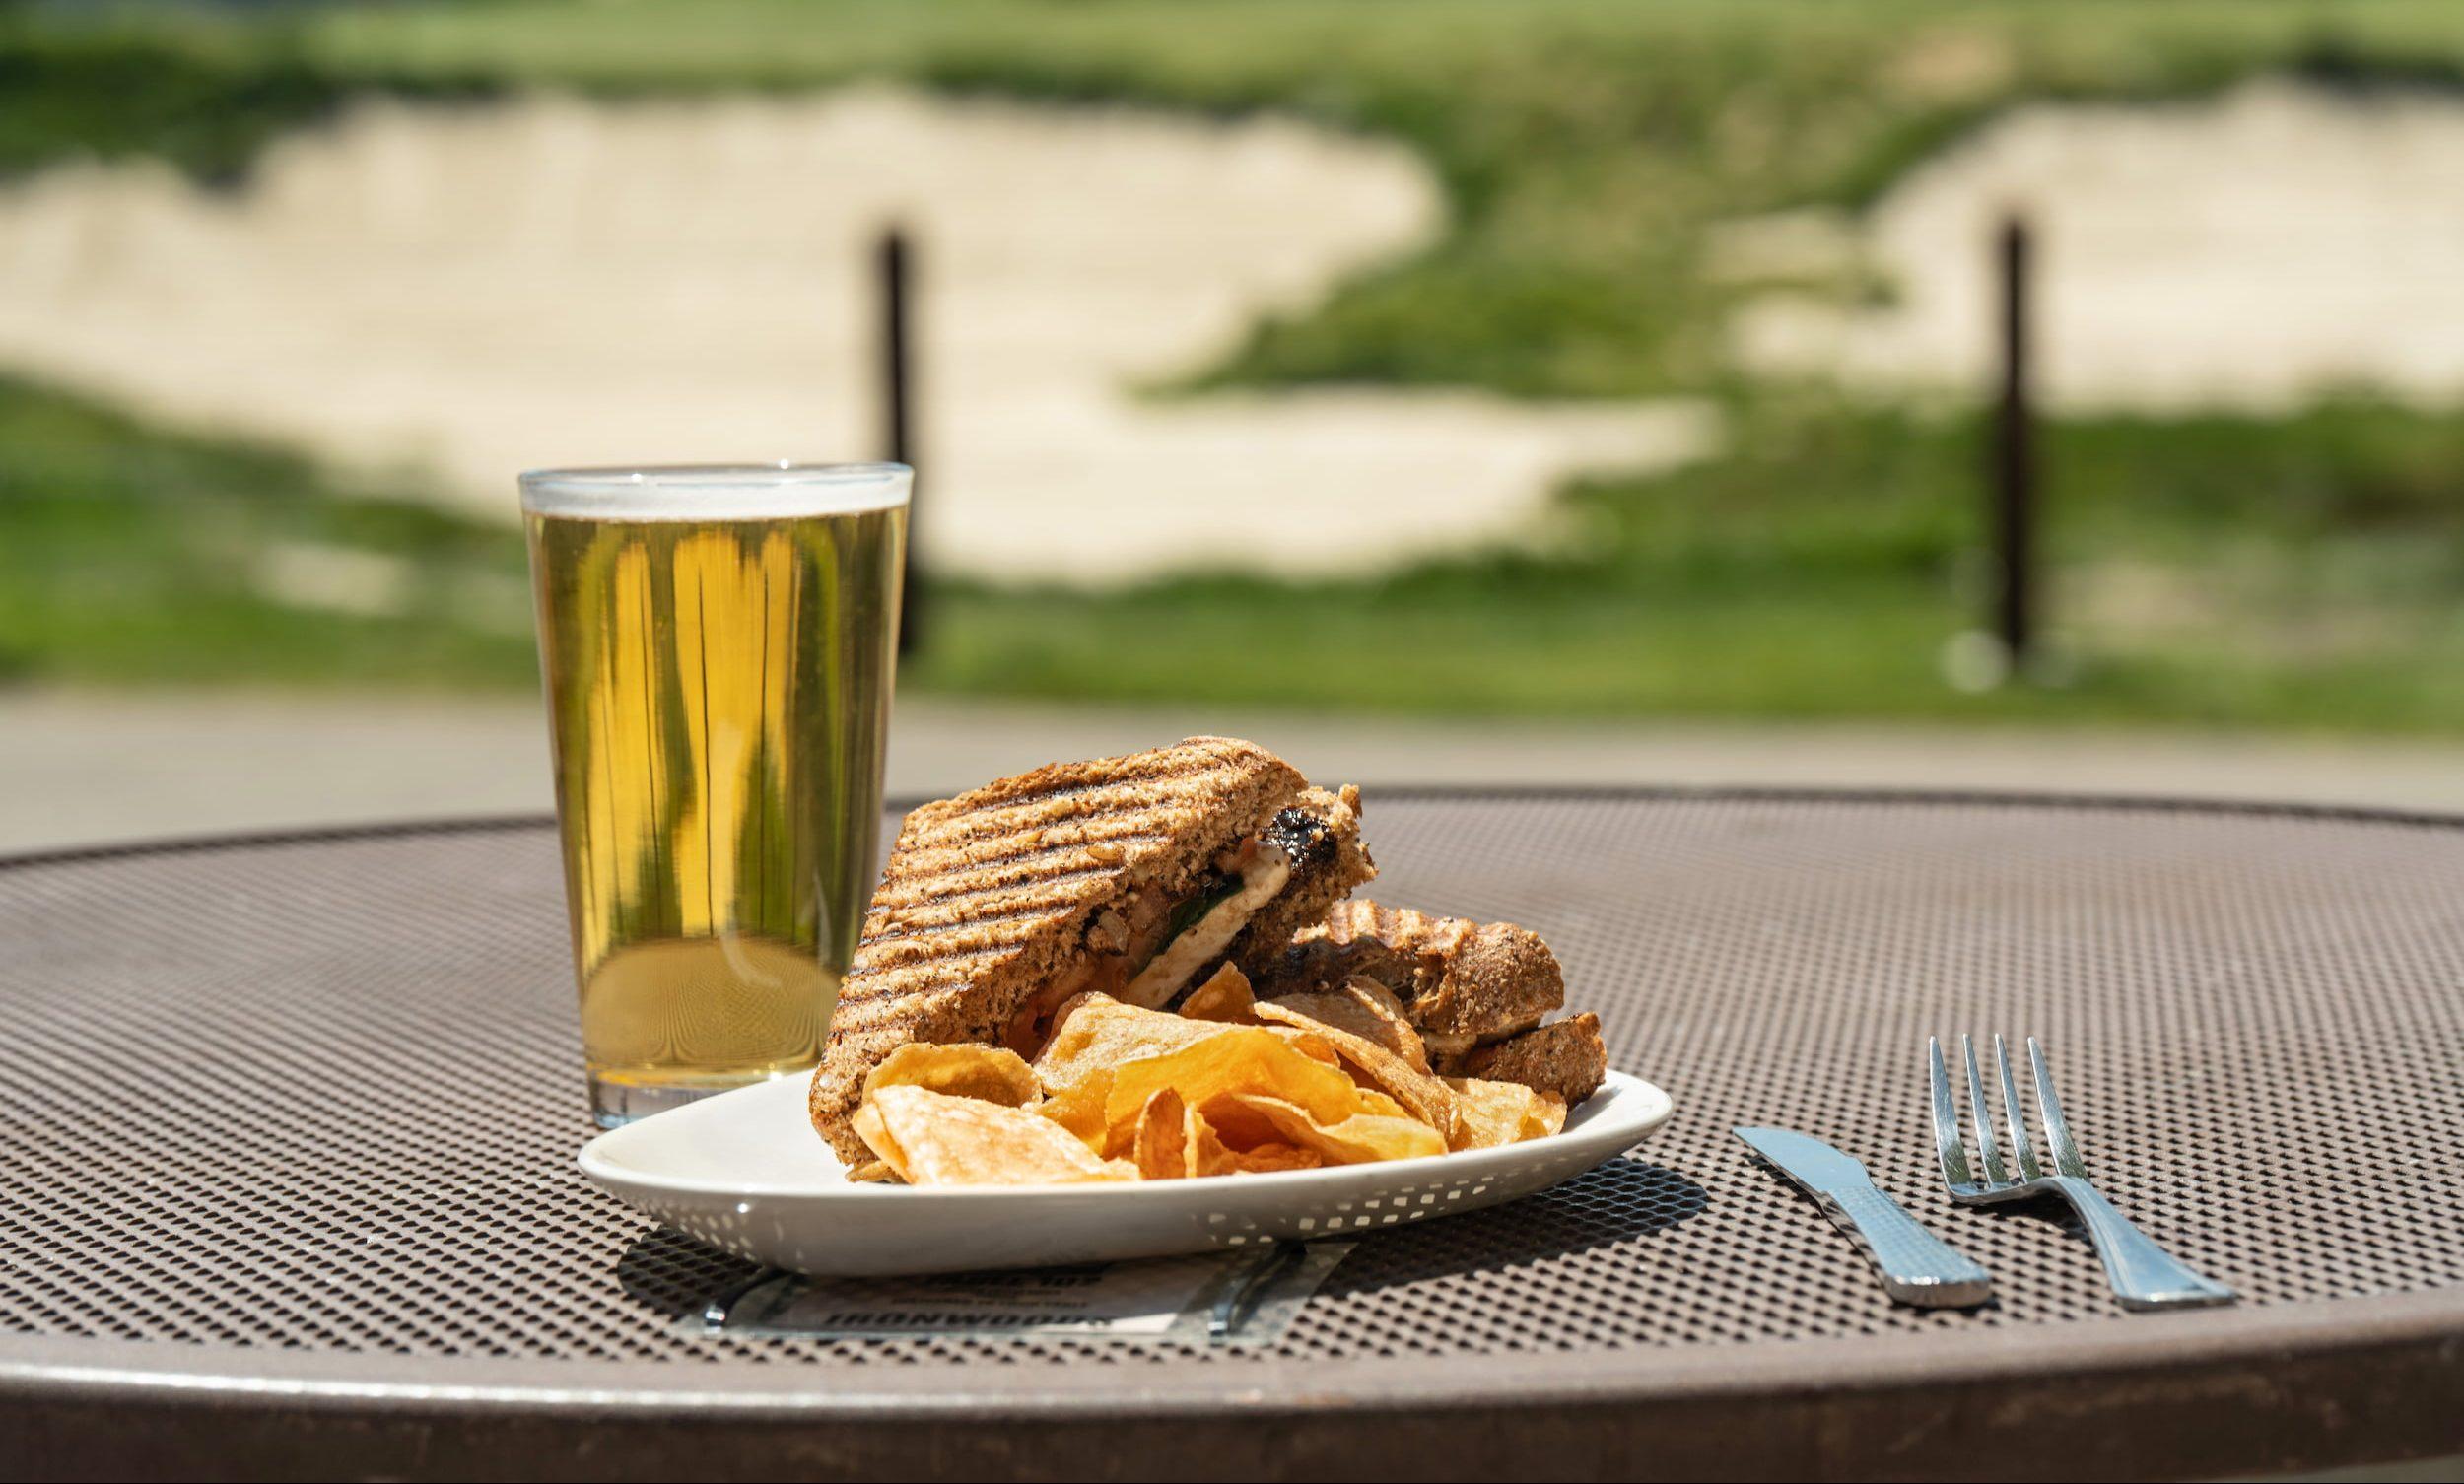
{"left": 809, "top": 737, "right": 1376, "bottom": 1162}
{"left": 1258, "top": 900, "right": 1606, "bottom": 1104}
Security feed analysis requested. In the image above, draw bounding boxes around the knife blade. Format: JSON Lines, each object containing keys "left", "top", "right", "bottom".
{"left": 1735, "top": 1126, "right": 1993, "bottom": 1309}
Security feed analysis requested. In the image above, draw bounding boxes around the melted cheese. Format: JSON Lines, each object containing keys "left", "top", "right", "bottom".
{"left": 1121, "top": 848, "right": 1292, "bottom": 1008}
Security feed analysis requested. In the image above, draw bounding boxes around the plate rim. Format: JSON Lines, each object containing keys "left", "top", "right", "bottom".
{"left": 578, "top": 1067, "right": 1674, "bottom": 1201}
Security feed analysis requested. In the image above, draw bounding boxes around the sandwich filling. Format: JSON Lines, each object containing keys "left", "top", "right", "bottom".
{"left": 1000, "top": 802, "right": 1340, "bottom": 1052}
{"left": 1122, "top": 842, "right": 1290, "bottom": 1006}
{"left": 1417, "top": 1018, "right": 1544, "bottom": 1063}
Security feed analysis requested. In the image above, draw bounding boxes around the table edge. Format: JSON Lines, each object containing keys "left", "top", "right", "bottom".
{"left": 2, "top": 1286, "right": 2458, "bottom": 1420}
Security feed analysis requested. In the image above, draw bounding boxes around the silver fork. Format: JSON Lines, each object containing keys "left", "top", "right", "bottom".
{"left": 1928, "top": 1034, "right": 2235, "bottom": 1311}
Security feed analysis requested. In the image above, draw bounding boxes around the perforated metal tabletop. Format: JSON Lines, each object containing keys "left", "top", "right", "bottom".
{"left": 5, "top": 790, "right": 2462, "bottom": 1481}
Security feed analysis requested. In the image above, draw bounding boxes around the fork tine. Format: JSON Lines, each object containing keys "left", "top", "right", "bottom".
{"left": 1960, "top": 1034, "right": 2008, "bottom": 1184}
{"left": 1928, "top": 1037, "right": 1974, "bottom": 1186}
{"left": 2028, "top": 1037, "right": 2088, "bottom": 1177}
{"left": 1994, "top": 1034, "right": 2043, "bottom": 1180}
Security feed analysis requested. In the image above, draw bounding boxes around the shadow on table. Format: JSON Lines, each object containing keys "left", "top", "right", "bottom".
{"left": 617, "top": 1227, "right": 764, "bottom": 1322}
{"left": 611, "top": 1156, "right": 1709, "bottom": 1319}
{"left": 1317, "top": 1157, "right": 1708, "bottom": 1297}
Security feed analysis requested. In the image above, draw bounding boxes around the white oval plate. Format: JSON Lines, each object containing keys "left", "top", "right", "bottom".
{"left": 580, "top": 1070, "right": 1674, "bottom": 1276}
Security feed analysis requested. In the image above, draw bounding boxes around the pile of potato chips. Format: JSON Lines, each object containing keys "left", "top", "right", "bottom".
{"left": 849, "top": 966, "right": 1568, "bottom": 1186}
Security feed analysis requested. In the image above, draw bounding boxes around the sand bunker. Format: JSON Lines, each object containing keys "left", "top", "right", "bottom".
{"left": 1730, "top": 79, "right": 2464, "bottom": 412}
{"left": 0, "top": 87, "right": 1709, "bottom": 581}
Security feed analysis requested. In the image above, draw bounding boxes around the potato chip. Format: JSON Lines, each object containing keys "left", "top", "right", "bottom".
{"left": 1029, "top": 996, "right": 1203, "bottom": 1150}
{"left": 1266, "top": 1024, "right": 1345, "bottom": 1067}
{"left": 1443, "top": 1076, "right": 1569, "bottom": 1150}
{"left": 1034, "top": 992, "right": 1233, "bottom": 1094}
{"left": 856, "top": 1085, "right": 1133, "bottom": 1186}
{"left": 1204, "top": 1092, "right": 1447, "bottom": 1166}
{"left": 1186, "top": 1104, "right": 1240, "bottom": 1176}
{"left": 863, "top": 1042, "right": 1040, "bottom": 1109}
{"left": 1131, "top": 1087, "right": 1191, "bottom": 1180}
{"left": 1178, "top": 963, "right": 1261, "bottom": 1024}
{"left": 1528, "top": 1090, "right": 1569, "bottom": 1140}
{"left": 1444, "top": 1076, "right": 1536, "bottom": 1150}
{"left": 848, "top": 991, "right": 1516, "bottom": 1182}
{"left": 1037, "top": 1075, "right": 1112, "bottom": 1149}
{"left": 1296, "top": 977, "right": 1430, "bottom": 1064}
{"left": 1101, "top": 1026, "right": 1369, "bottom": 1146}
{"left": 1351, "top": 1086, "right": 1412, "bottom": 1120}
{"left": 1255, "top": 994, "right": 1457, "bottom": 1142}
{"left": 1225, "top": 1142, "right": 1325, "bottom": 1174}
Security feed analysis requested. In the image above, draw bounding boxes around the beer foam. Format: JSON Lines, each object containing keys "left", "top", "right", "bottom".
{"left": 519, "top": 463, "right": 911, "bottom": 519}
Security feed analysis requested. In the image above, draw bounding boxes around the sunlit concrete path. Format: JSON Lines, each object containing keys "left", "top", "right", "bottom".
{"left": 7, "top": 689, "right": 2463, "bottom": 855}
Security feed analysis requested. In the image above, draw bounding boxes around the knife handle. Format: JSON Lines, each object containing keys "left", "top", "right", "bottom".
{"left": 1814, "top": 1182, "right": 1994, "bottom": 1309}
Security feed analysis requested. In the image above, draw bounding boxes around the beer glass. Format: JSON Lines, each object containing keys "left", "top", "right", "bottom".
{"left": 520, "top": 463, "right": 910, "bottom": 1125}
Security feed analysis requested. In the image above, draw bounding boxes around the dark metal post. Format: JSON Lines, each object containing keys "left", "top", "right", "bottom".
{"left": 879, "top": 226, "right": 919, "bottom": 655}
{"left": 1991, "top": 214, "right": 2035, "bottom": 674}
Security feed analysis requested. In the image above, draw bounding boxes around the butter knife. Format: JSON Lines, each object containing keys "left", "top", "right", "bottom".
{"left": 1736, "top": 1126, "right": 1993, "bottom": 1309}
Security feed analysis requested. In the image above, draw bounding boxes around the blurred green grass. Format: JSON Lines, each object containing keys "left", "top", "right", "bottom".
{"left": 8, "top": 2, "right": 2464, "bottom": 728}
{"left": 0, "top": 376, "right": 534, "bottom": 688}
{"left": 19, "top": 368, "right": 2464, "bottom": 731}
{"left": 919, "top": 399, "right": 2464, "bottom": 729}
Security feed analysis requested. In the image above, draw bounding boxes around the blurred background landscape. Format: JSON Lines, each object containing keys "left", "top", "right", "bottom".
{"left": 14, "top": 0, "right": 2464, "bottom": 844}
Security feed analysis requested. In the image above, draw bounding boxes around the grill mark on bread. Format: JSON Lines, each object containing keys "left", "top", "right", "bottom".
{"left": 830, "top": 946, "right": 1019, "bottom": 1006}
{"left": 1324, "top": 900, "right": 1469, "bottom": 955}
{"left": 899, "top": 770, "right": 1243, "bottom": 851}
{"left": 882, "top": 821, "right": 1200, "bottom": 890}
{"left": 853, "top": 912, "right": 1056, "bottom": 967}
{"left": 972, "top": 754, "right": 1243, "bottom": 801}
{"left": 869, "top": 868, "right": 1124, "bottom": 923}
{"left": 872, "top": 846, "right": 1167, "bottom": 911}
{"left": 861, "top": 892, "right": 1102, "bottom": 946}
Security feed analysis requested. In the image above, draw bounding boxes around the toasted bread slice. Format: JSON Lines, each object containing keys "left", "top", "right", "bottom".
{"left": 1258, "top": 900, "right": 1563, "bottom": 1059}
{"left": 1443, "top": 1013, "right": 1607, "bottom": 1106}
{"left": 810, "top": 736, "right": 1305, "bottom": 1161}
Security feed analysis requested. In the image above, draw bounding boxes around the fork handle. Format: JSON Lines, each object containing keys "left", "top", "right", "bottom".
{"left": 2048, "top": 1176, "right": 2236, "bottom": 1311}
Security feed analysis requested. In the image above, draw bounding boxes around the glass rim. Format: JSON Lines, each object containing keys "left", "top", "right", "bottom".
{"left": 518, "top": 461, "right": 912, "bottom": 518}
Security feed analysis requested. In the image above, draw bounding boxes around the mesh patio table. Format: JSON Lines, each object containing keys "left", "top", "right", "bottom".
{"left": 5, "top": 789, "right": 2462, "bottom": 1481}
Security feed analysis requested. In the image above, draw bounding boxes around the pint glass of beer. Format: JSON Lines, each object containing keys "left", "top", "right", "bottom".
{"left": 519, "top": 464, "right": 910, "bottom": 1125}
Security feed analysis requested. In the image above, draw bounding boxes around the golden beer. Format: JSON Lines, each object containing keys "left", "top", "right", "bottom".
{"left": 520, "top": 464, "right": 909, "bottom": 1125}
